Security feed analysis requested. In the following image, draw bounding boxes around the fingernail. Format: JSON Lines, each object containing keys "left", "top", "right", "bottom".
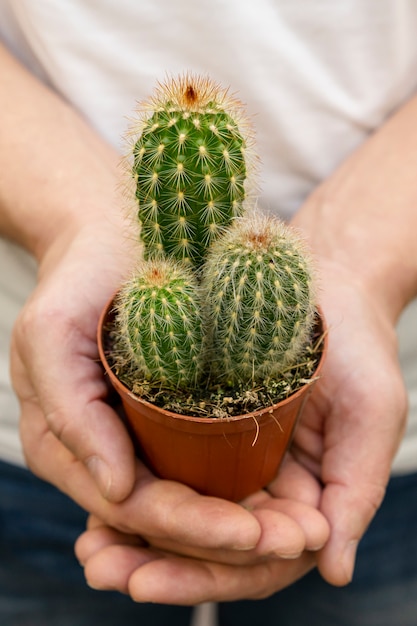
{"left": 309, "top": 541, "right": 327, "bottom": 552}
{"left": 274, "top": 550, "right": 303, "bottom": 560}
{"left": 342, "top": 540, "right": 358, "bottom": 583}
{"left": 86, "top": 579, "right": 105, "bottom": 591}
{"left": 86, "top": 456, "right": 112, "bottom": 499}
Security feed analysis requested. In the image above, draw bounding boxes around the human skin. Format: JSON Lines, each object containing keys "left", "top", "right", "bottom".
{"left": 1, "top": 38, "right": 414, "bottom": 603}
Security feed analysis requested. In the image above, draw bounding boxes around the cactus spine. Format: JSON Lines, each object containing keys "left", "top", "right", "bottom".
{"left": 114, "top": 259, "right": 203, "bottom": 390}
{"left": 202, "top": 214, "right": 316, "bottom": 386}
{"left": 130, "top": 74, "right": 252, "bottom": 268}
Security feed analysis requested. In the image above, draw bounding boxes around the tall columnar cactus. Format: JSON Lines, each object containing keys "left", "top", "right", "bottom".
{"left": 129, "top": 73, "right": 253, "bottom": 268}
{"left": 202, "top": 214, "right": 317, "bottom": 386}
{"left": 114, "top": 259, "right": 203, "bottom": 390}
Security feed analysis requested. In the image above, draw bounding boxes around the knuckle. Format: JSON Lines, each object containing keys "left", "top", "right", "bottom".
{"left": 15, "top": 295, "right": 75, "bottom": 348}
{"left": 246, "top": 565, "right": 276, "bottom": 600}
{"left": 44, "top": 406, "right": 74, "bottom": 445}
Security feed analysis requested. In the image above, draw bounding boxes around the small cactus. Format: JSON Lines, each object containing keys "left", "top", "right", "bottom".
{"left": 113, "top": 259, "right": 203, "bottom": 390}
{"left": 129, "top": 73, "right": 253, "bottom": 268}
{"left": 202, "top": 213, "right": 317, "bottom": 386}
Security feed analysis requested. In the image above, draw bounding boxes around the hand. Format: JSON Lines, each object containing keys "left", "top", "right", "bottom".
{"left": 11, "top": 218, "right": 138, "bottom": 503}
{"left": 74, "top": 456, "right": 329, "bottom": 604}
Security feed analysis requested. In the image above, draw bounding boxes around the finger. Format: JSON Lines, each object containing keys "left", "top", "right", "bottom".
{"left": 85, "top": 545, "right": 159, "bottom": 595}
{"left": 305, "top": 290, "right": 407, "bottom": 586}
{"left": 317, "top": 476, "right": 386, "bottom": 586}
{"left": 245, "top": 507, "right": 305, "bottom": 558}
{"left": 75, "top": 526, "right": 146, "bottom": 565}
{"left": 86, "top": 514, "right": 105, "bottom": 530}
{"left": 12, "top": 300, "right": 136, "bottom": 502}
{"left": 252, "top": 499, "right": 330, "bottom": 552}
{"left": 144, "top": 504, "right": 310, "bottom": 564}
{"left": 263, "top": 454, "right": 323, "bottom": 507}
{"left": 17, "top": 384, "right": 136, "bottom": 504}
{"left": 83, "top": 544, "right": 315, "bottom": 604}
{"left": 128, "top": 550, "right": 315, "bottom": 604}
{"left": 105, "top": 473, "right": 262, "bottom": 551}
{"left": 317, "top": 397, "right": 405, "bottom": 585}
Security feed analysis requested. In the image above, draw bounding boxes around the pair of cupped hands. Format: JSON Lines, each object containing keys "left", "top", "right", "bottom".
{"left": 10, "top": 191, "right": 407, "bottom": 606}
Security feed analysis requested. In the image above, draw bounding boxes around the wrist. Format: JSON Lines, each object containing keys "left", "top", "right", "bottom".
{"left": 293, "top": 186, "right": 417, "bottom": 324}
{"left": 0, "top": 43, "right": 126, "bottom": 264}
{"left": 292, "top": 94, "right": 417, "bottom": 323}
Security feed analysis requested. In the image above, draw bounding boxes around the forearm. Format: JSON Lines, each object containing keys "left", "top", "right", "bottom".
{"left": 0, "top": 42, "right": 122, "bottom": 262}
{"left": 294, "top": 93, "right": 417, "bottom": 322}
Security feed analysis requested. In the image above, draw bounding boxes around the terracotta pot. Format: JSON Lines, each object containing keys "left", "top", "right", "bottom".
{"left": 97, "top": 298, "right": 327, "bottom": 502}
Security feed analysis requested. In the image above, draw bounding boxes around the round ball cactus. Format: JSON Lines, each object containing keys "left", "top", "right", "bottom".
{"left": 113, "top": 259, "right": 203, "bottom": 390}
{"left": 202, "top": 213, "right": 317, "bottom": 386}
{"left": 128, "top": 73, "right": 254, "bottom": 268}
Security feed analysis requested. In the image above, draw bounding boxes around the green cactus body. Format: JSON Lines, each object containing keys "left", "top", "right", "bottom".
{"left": 203, "top": 214, "right": 316, "bottom": 386}
{"left": 114, "top": 260, "right": 203, "bottom": 390}
{"left": 131, "top": 75, "right": 251, "bottom": 268}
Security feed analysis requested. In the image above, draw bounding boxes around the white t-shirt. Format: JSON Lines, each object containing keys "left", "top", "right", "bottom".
{"left": 0, "top": 0, "right": 416, "bottom": 472}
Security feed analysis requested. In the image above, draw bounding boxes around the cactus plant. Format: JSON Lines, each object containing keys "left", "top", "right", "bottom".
{"left": 98, "top": 73, "right": 326, "bottom": 500}
{"left": 128, "top": 73, "right": 253, "bottom": 268}
{"left": 114, "top": 75, "right": 319, "bottom": 399}
{"left": 113, "top": 259, "right": 203, "bottom": 391}
{"left": 202, "top": 213, "right": 317, "bottom": 387}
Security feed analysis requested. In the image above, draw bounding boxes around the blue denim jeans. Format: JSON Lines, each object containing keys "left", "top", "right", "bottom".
{"left": 1, "top": 460, "right": 417, "bottom": 626}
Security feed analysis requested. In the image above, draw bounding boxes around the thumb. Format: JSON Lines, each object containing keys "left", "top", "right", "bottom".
{"left": 11, "top": 297, "right": 136, "bottom": 503}
{"left": 316, "top": 479, "right": 386, "bottom": 585}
